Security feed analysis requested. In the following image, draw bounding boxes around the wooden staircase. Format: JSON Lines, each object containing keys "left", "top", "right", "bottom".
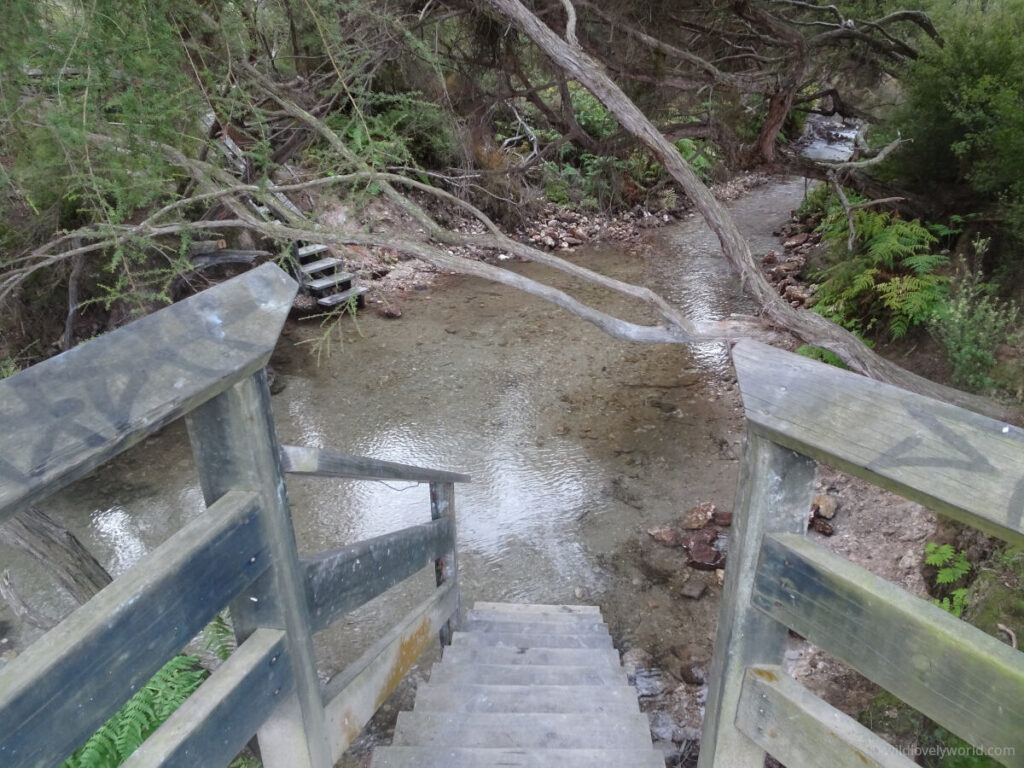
{"left": 370, "top": 602, "right": 662, "bottom": 768}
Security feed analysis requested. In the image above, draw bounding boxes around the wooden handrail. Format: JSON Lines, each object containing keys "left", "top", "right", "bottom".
{"left": 700, "top": 341, "right": 1024, "bottom": 768}
{"left": 0, "top": 263, "right": 297, "bottom": 523}
{"left": 280, "top": 444, "right": 471, "bottom": 484}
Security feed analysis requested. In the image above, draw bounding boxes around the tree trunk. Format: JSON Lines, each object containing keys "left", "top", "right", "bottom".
{"left": 485, "top": 0, "right": 1018, "bottom": 423}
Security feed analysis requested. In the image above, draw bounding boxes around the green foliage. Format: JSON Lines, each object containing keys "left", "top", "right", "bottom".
{"left": 795, "top": 345, "right": 849, "bottom": 369}
{"left": 202, "top": 611, "right": 236, "bottom": 662}
{"left": 929, "top": 255, "right": 1019, "bottom": 392}
{"left": 812, "top": 198, "right": 950, "bottom": 339}
{"left": 926, "top": 726, "right": 1004, "bottom": 768}
{"left": 925, "top": 542, "right": 971, "bottom": 617}
{"left": 567, "top": 84, "right": 618, "bottom": 141}
{"left": 61, "top": 655, "right": 206, "bottom": 768}
{"left": 890, "top": 0, "right": 1024, "bottom": 251}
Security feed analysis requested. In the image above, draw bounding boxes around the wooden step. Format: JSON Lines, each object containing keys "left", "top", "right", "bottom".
{"left": 466, "top": 609, "right": 607, "bottom": 626}
{"left": 317, "top": 285, "right": 368, "bottom": 308}
{"left": 391, "top": 712, "right": 653, "bottom": 749}
{"left": 370, "top": 746, "right": 665, "bottom": 768}
{"left": 461, "top": 618, "right": 609, "bottom": 635}
{"left": 427, "top": 663, "right": 627, "bottom": 686}
{"left": 412, "top": 683, "right": 641, "bottom": 713}
{"left": 297, "top": 243, "right": 330, "bottom": 258}
{"left": 473, "top": 602, "right": 601, "bottom": 615}
{"left": 307, "top": 271, "right": 355, "bottom": 291}
{"left": 440, "top": 646, "right": 620, "bottom": 668}
{"left": 300, "top": 256, "right": 342, "bottom": 274}
{"left": 451, "top": 631, "right": 613, "bottom": 649}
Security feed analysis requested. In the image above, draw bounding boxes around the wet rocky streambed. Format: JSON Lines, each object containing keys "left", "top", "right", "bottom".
{"left": 2, "top": 159, "right": 938, "bottom": 765}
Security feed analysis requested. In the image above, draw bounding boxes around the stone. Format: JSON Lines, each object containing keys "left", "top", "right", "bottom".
{"left": 687, "top": 538, "right": 726, "bottom": 570}
{"left": 679, "top": 580, "right": 707, "bottom": 600}
{"left": 762, "top": 251, "right": 778, "bottom": 264}
{"left": 784, "top": 232, "right": 810, "bottom": 248}
{"left": 812, "top": 494, "right": 839, "bottom": 519}
{"left": 677, "top": 662, "right": 707, "bottom": 685}
{"left": 648, "top": 524, "right": 685, "bottom": 548}
{"left": 681, "top": 501, "right": 715, "bottom": 529}
{"left": 711, "top": 509, "right": 733, "bottom": 527}
{"left": 377, "top": 304, "right": 402, "bottom": 319}
{"left": 810, "top": 517, "right": 835, "bottom": 536}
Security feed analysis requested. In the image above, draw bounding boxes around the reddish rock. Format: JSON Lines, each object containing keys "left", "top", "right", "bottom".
{"left": 784, "top": 232, "right": 810, "bottom": 249}
{"left": 648, "top": 524, "right": 685, "bottom": 548}
{"left": 711, "top": 509, "right": 733, "bottom": 527}
{"left": 681, "top": 501, "right": 716, "bottom": 529}
{"left": 687, "top": 538, "right": 726, "bottom": 570}
{"left": 810, "top": 517, "right": 835, "bottom": 536}
{"left": 762, "top": 251, "right": 778, "bottom": 265}
{"left": 378, "top": 304, "right": 402, "bottom": 319}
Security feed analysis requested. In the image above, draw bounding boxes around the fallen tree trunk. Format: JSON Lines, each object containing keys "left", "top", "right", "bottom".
{"left": 484, "top": 0, "right": 1018, "bottom": 423}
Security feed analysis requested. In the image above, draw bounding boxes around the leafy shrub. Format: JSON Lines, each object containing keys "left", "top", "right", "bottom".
{"left": 795, "top": 345, "right": 849, "bottom": 369}
{"left": 929, "top": 260, "right": 1019, "bottom": 392}
{"left": 61, "top": 655, "right": 206, "bottom": 768}
{"left": 925, "top": 542, "right": 971, "bottom": 617}
{"left": 812, "top": 203, "right": 950, "bottom": 339}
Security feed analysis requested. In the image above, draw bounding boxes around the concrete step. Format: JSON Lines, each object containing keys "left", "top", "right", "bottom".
{"left": 440, "top": 646, "right": 620, "bottom": 668}
{"left": 451, "top": 631, "right": 613, "bottom": 649}
{"left": 427, "top": 663, "right": 626, "bottom": 687}
{"left": 370, "top": 746, "right": 665, "bottom": 768}
{"left": 392, "top": 712, "right": 653, "bottom": 749}
{"left": 461, "top": 619, "right": 609, "bottom": 635}
{"left": 412, "top": 683, "right": 641, "bottom": 713}
{"left": 466, "top": 609, "right": 608, "bottom": 626}
{"left": 473, "top": 602, "right": 600, "bottom": 616}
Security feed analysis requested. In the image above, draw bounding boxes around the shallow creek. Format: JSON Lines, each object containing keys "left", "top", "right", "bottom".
{"left": 0, "top": 175, "right": 815, "bottom": 756}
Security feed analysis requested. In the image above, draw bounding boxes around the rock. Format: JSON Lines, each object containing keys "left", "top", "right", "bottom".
{"left": 762, "top": 251, "right": 778, "bottom": 265}
{"left": 677, "top": 662, "right": 707, "bottom": 685}
{"left": 541, "top": 235, "right": 556, "bottom": 248}
{"left": 716, "top": 569, "right": 725, "bottom": 585}
{"left": 687, "top": 537, "right": 726, "bottom": 570}
{"left": 711, "top": 509, "right": 733, "bottom": 527}
{"left": 681, "top": 501, "right": 716, "bottom": 529}
{"left": 377, "top": 304, "right": 402, "bottom": 319}
{"left": 784, "top": 284, "right": 810, "bottom": 303}
{"left": 812, "top": 494, "right": 839, "bottom": 519}
{"left": 810, "top": 517, "right": 835, "bottom": 536}
{"left": 649, "top": 710, "right": 677, "bottom": 742}
{"left": 777, "top": 256, "right": 806, "bottom": 275}
{"left": 573, "top": 586, "right": 585, "bottom": 600}
{"left": 648, "top": 524, "right": 685, "bottom": 548}
{"left": 784, "top": 232, "right": 810, "bottom": 248}
{"left": 679, "top": 580, "right": 707, "bottom": 600}
{"left": 563, "top": 236, "right": 583, "bottom": 246}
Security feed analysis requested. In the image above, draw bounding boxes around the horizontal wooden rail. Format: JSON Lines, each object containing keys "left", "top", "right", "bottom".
{"left": 752, "top": 533, "right": 1024, "bottom": 759}
{"left": 0, "top": 491, "right": 267, "bottom": 768}
{"left": 0, "top": 264, "right": 297, "bottom": 523}
{"left": 736, "top": 666, "right": 916, "bottom": 768}
{"left": 322, "top": 582, "right": 459, "bottom": 763}
{"left": 732, "top": 340, "right": 1024, "bottom": 546}
{"left": 280, "top": 444, "right": 471, "bottom": 484}
{"left": 302, "top": 517, "right": 455, "bottom": 633}
{"left": 121, "top": 629, "right": 292, "bottom": 768}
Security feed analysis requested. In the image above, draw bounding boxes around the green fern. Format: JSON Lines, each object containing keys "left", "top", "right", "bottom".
{"left": 812, "top": 200, "right": 950, "bottom": 339}
{"left": 61, "top": 655, "right": 206, "bottom": 768}
{"left": 202, "top": 610, "right": 236, "bottom": 662}
{"left": 925, "top": 542, "right": 972, "bottom": 584}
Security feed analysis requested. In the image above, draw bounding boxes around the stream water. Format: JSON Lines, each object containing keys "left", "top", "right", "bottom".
{"left": 1, "top": 133, "right": 851, "bottom": 752}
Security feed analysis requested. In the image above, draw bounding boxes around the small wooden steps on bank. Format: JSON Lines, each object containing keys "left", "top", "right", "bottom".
{"left": 370, "top": 602, "right": 661, "bottom": 768}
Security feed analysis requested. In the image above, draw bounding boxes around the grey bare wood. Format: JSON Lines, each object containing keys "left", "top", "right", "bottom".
{"left": 301, "top": 517, "right": 453, "bottom": 632}
{"left": 426, "top": 663, "right": 627, "bottom": 686}
{"left": 300, "top": 256, "right": 342, "bottom": 273}
{"left": 461, "top": 619, "right": 609, "bottom": 635}
{"left": 281, "top": 444, "right": 471, "bottom": 484}
{"left": 439, "top": 645, "right": 621, "bottom": 668}
{"left": 451, "top": 631, "right": 614, "bottom": 648}
{"left": 307, "top": 271, "right": 356, "bottom": 290}
{"left": 412, "top": 683, "right": 641, "bottom": 713}
{"left": 732, "top": 339, "right": 1024, "bottom": 545}
{"left": 370, "top": 747, "right": 666, "bottom": 768}
{"left": 737, "top": 666, "right": 918, "bottom": 768}
{"left": 465, "top": 609, "right": 606, "bottom": 625}
{"left": 753, "top": 533, "right": 1024, "bottom": 760}
{"left": 0, "top": 262, "right": 296, "bottom": 522}
{"left": 317, "top": 285, "right": 368, "bottom": 308}
{"left": 430, "top": 482, "right": 459, "bottom": 645}
{"left": 475, "top": 606, "right": 602, "bottom": 618}
{"left": 697, "top": 433, "right": 817, "bottom": 768}
{"left": 322, "top": 582, "right": 459, "bottom": 762}
{"left": 0, "top": 491, "right": 264, "bottom": 768}
{"left": 120, "top": 629, "right": 292, "bottom": 768}
{"left": 187, "top": 372, "right": 331, "bottom": 768}
{"left": 391, "top": 712, "right": 654, "bottom": 748}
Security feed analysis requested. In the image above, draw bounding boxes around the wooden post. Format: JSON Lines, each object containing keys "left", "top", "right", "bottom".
{"left": 429, "top": 481, "right": 459, "bottom": 646}
{"left": 697, "top": 431, "right": 816, "bottom": 768}
{"left": 186, "top": 370, "right": 331, "bottom": 768}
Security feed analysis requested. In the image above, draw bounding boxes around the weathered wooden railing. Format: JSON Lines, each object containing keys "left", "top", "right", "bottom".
{"left": 0, "top": 263, "right": 467, "bottom": 768}
{"left": 700, "top": 340, "right": 1024, "bottom": 768}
